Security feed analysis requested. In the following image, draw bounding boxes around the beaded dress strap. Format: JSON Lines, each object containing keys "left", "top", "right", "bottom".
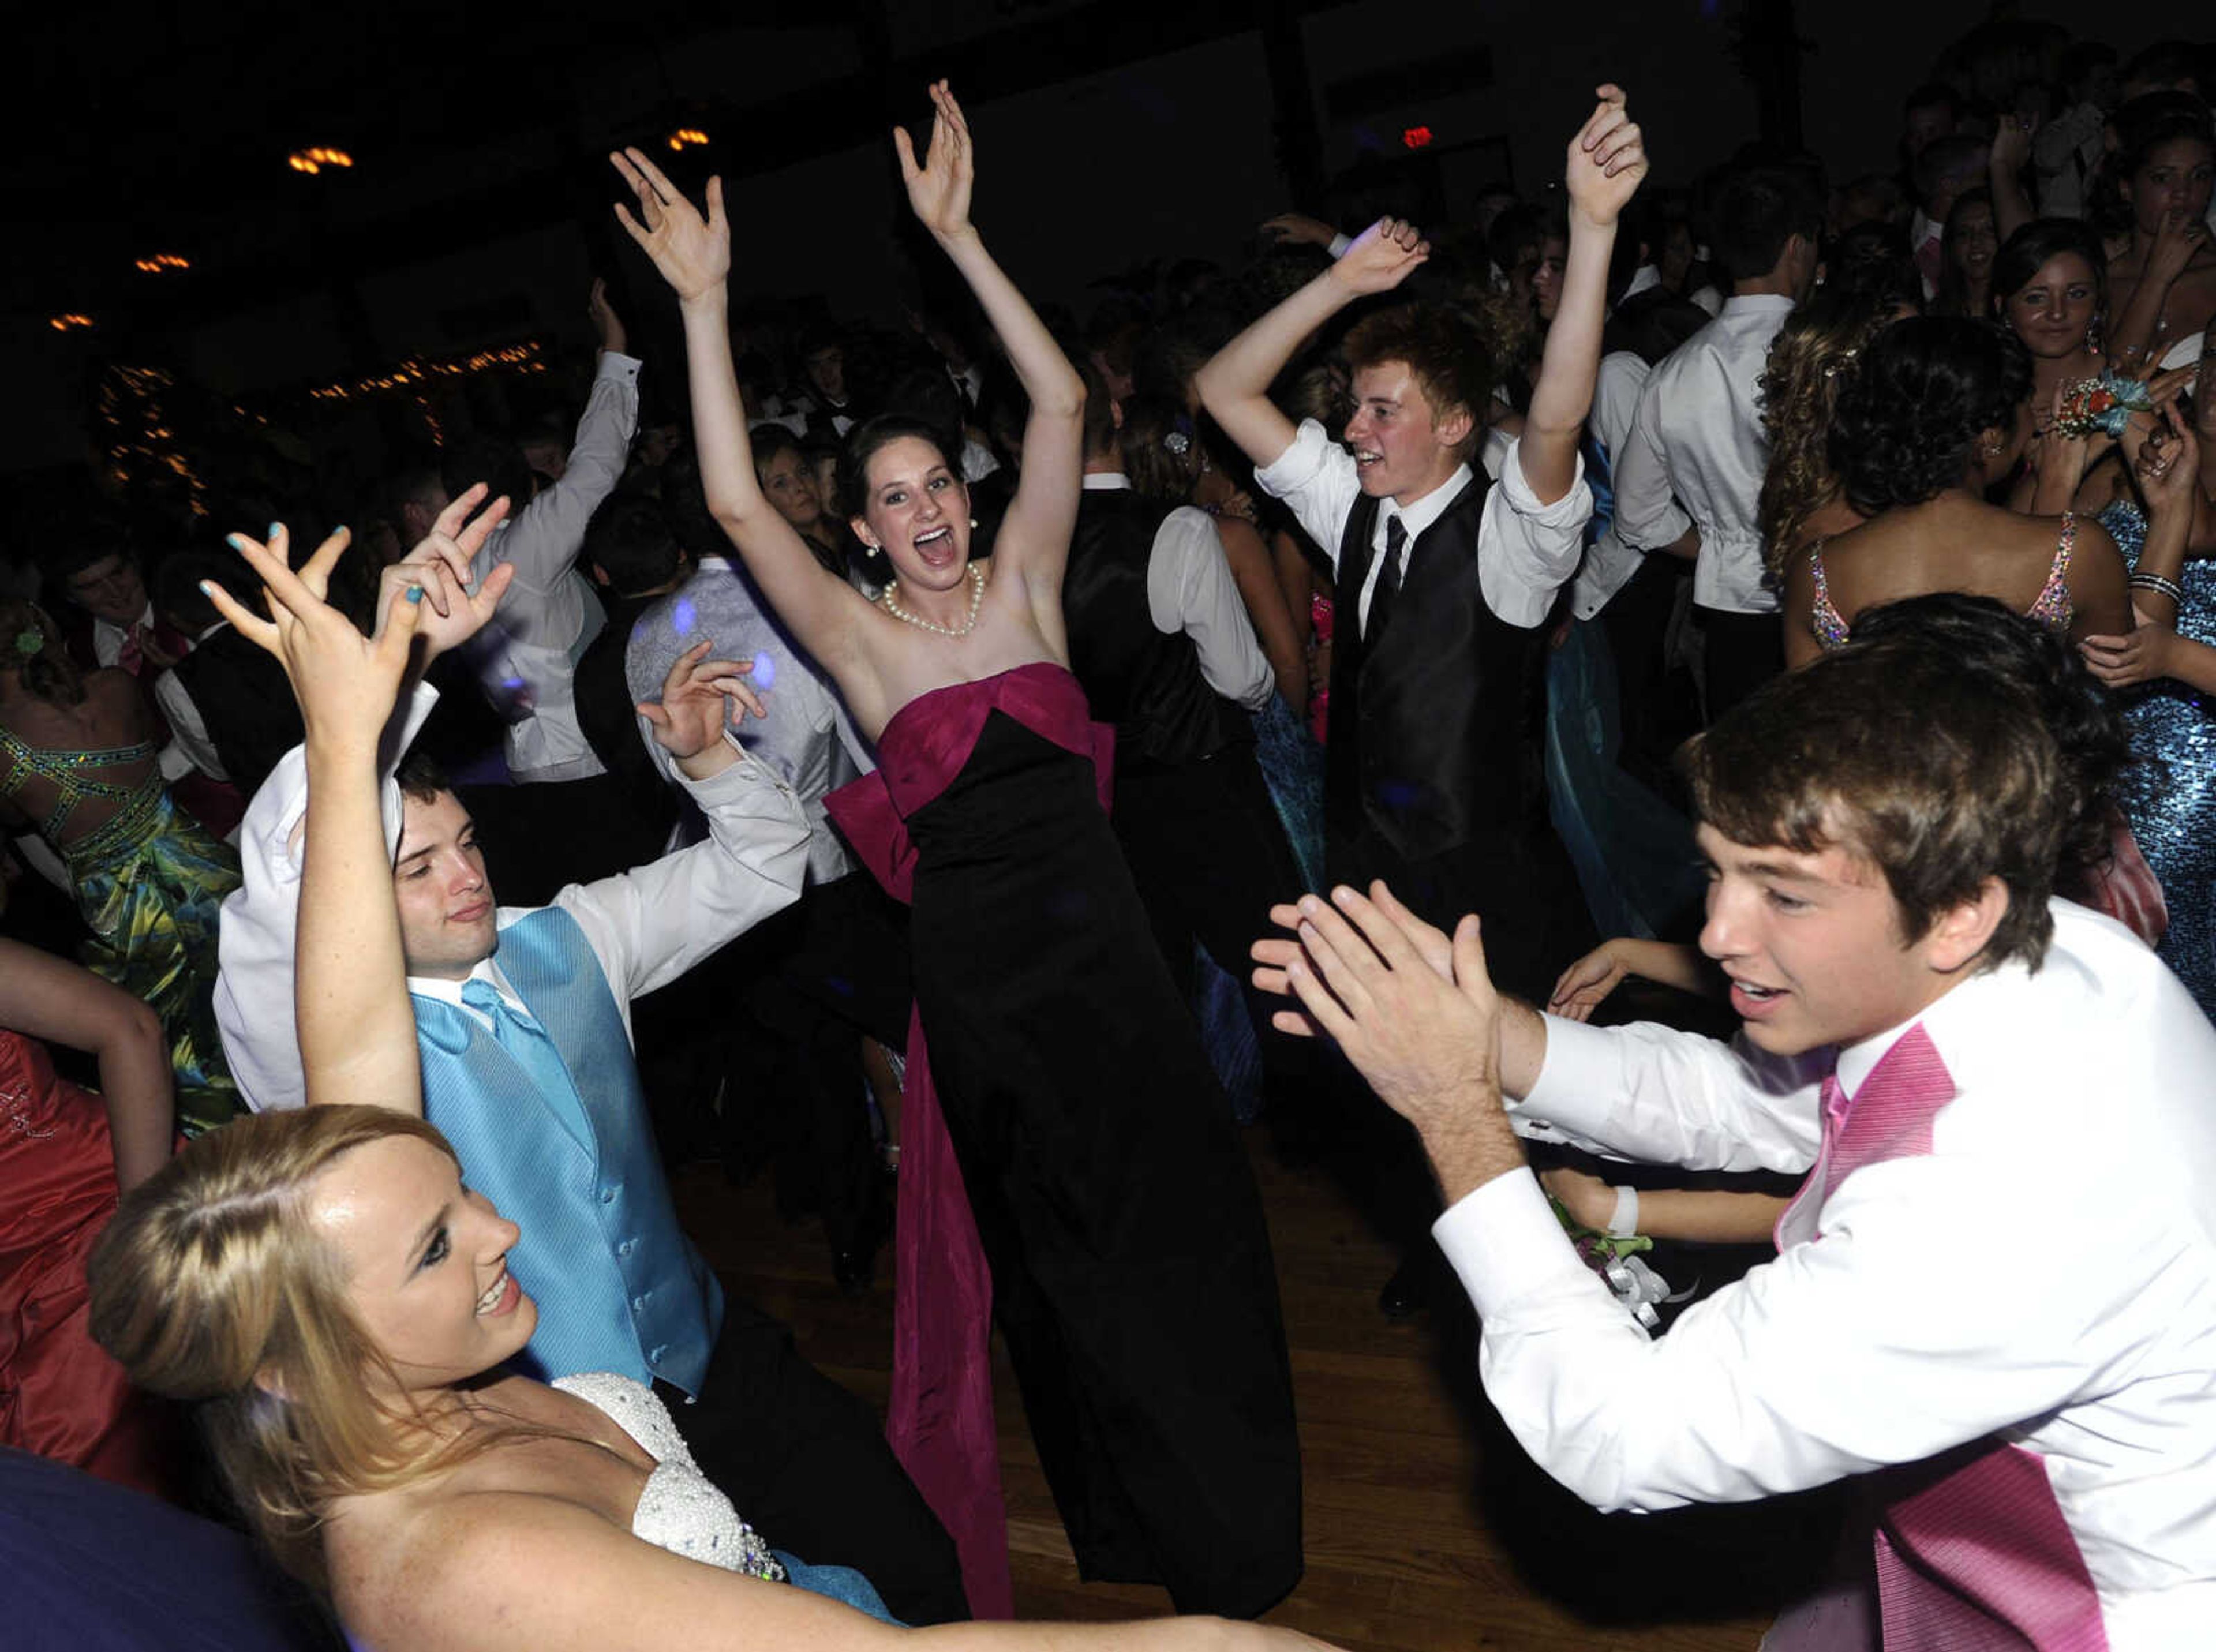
{"left": 1806, "top": 540, "right": 1851, "bottom": 653}
{"left": 2025, "top": 511, "right": 2076, "bottom": 633}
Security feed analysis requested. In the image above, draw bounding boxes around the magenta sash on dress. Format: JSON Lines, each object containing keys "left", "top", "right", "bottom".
{"left": 1775, "top": 1025, "right": 2110, "bottom": 1651}
{"left": 823, "top": 664, "right": 1114, "bottom": 1622}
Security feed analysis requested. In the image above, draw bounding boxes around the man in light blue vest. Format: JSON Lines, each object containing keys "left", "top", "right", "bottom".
{"left": 219, "top": 578, "right": 968, "bottom": 1621}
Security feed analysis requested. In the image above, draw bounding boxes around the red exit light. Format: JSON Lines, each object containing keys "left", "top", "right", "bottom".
{"left": 1402, "top": 125, "right": 1435, "bottom": 149}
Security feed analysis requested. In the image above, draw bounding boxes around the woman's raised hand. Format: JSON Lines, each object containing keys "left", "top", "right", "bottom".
{"left": 611, "top": 148, "right": 729, "bottom": 304}
{"left": 203, "top": 526, "right": 422, "bottom": 750}
{"left": 1566, "top": 85, "right": 1647, "bottom": 228}
{"left": 389, "top": 482, "right": 517, "bottom": 659}
{"left": 896, "top": 80, "right": 975, "bottom": 242}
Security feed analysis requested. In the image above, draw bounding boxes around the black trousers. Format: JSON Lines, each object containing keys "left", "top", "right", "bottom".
{"left": 658, "top": 1292, "right": 968, "bottom": 1624}
{"left": 1697, "top": 605, "right": 1787, "bottom": 726}
{"left": 1111, "top": 745, "right": 1320, "bottom": 1092}
{"left": 1326, "top": 819, "right": 1596, "bottom": 1257}
{"left": 725, "top": 872, "right": 911, "bottom": 1253}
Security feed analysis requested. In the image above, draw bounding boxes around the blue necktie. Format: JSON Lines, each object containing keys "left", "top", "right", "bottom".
{"left": 460, "top": 979, "right": 589, "bottom": 1145}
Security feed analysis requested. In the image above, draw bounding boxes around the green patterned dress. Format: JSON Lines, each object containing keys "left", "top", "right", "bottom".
{"left": 0, "top": 729, "right": 243, "bottom": 1134}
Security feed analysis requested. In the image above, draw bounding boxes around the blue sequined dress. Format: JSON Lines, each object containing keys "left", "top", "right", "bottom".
{"left": 2099, "top": 501, "right": 2216, "bottom": 1018}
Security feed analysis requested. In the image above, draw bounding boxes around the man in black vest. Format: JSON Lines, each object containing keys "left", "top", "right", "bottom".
{"left": 1198, "top": 85, "right": 1646, "bottom": 1313}
{"left": 1064, "top": 366, "right": 1306, "bottom": 1065}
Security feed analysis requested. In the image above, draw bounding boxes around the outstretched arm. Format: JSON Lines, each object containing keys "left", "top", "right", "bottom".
{"left": 1522, "top": 87, "right": 1648, "bottom": 505}
{"left": 899, "top": 81, "right": 1086, "bottom": 596}
{"left": 205, "top": 505, "right": 514, "bottom": 1112}
{"left": 612, "top": 149, "right": 871, "bottom": 679}
{"left": 1197, "top": 217, "right": 1432, "bottom": 470}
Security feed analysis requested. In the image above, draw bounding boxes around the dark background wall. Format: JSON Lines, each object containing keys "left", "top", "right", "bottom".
{"left": 0, "top": 1, "right": 2179, "bottom": 480}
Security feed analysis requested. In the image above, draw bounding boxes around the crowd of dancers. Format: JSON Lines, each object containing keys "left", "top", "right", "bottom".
{"left": 5, "top": 24, "right": 2216, "bottom": 1652}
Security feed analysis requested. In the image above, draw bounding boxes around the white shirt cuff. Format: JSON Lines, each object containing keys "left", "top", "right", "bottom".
{"left": 1433, "top": 1167, "right": 1603, "bottom": 1325}
{"left": 1252, "top": 418, "right": 1335, "bottom": 501}
{"left": 597, "top": 351, "right": 643, "bottom": 386}
{"left": 1494, "top": 436, "right": 1592, "bottom": 525}
{"left": 1327, "top": 231, "right": 1353, "bottom": 259}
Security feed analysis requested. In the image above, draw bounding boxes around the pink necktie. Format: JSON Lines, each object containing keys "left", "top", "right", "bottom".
{"left": 1784, "top": 1027, "right": 2110, "bottom": 1650}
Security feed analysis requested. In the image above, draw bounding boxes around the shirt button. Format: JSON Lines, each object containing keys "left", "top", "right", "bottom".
{"left": 632, "top": 1293, "right": 650, "bottom": 1311}
{"left": 600, "top": 1187, "right": 615, "bottom": 1204}
{"left": 619, "top": 1239, "right": 636, "bottom": 1257}
{"left": 650, "top": 1344, "right": 668, "bottom": 1363}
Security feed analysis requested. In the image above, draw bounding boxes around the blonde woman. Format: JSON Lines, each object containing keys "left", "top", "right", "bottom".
{"left": 88, "top": 526, "right": 1335, "bottom": 1652}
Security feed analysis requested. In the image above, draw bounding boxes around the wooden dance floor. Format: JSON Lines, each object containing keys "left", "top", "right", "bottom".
{"left": 677, "top": 1120, "right": 1832, "bottom": 1651}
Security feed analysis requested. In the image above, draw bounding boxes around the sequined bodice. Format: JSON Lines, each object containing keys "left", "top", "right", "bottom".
{"left": 0, "top": 724, "right": 160, "bottom": 849}
{"left": 550, "top": 1372, "right": 785, "bottom": 1582}
{"left": 1806, "top": 514, "right": 2076, "bottom": 652}
{"left": 2099, "top": 499, "right": 2216, "bottom": 1020}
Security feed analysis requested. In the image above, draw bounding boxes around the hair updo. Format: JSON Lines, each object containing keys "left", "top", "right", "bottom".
{"left": 1827, "top": 316, "right": 2034, "bottom": 514}
{"left": 835, "top": 414, "right": 961, "bottom": 521}
{"left": 0, "top": 598, "right": 84, "bottom": 707}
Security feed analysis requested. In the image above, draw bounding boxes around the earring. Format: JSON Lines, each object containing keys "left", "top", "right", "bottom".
{"left": 969, "top": 518, "right": 979, "bottom": 528}
{"left": 2086, "top": 314, "right": 2105, "bottom": 355}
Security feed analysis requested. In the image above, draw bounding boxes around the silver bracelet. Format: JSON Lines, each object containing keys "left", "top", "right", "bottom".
{"left": 2129, "top": 571, "right": 2187, "bottom": 605}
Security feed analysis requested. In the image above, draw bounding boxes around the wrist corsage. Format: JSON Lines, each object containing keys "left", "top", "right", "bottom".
{"left": 2053, "top": 372, "right": 2157, "bottom": 439}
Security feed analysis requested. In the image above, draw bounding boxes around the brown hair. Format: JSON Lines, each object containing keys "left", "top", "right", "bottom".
{"left": 1685, "top": 608, "right": 2069, "bottom": 972}
{"left": 0, "top": 599, "right": 85, "bottom": 707}
{"left": 87, "top": 1107, "right": 532, "bottom": 1591}
{"left": 1340, "top": 301, "right": 1498, "bottom": 454}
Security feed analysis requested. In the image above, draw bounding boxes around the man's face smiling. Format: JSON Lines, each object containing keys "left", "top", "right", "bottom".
{"left": 1343, "top": 361, "right": 1467, "bottom": 506}
{"left": 1695, "top": 822, "right": 1970, "bottom": 1057}
{"left": 394, "top": 791, "right": 497, "bottom": 981}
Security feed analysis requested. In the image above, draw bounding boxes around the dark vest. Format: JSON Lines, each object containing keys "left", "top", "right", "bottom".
{"left": 168, "top": 627, "right": 304, "bottom": 797}
{"left": 1062, "top": 489, "right": 1244, "bottom": 773}
{"left": 1326, "top": 477, "right": 1550, "bottom": 863}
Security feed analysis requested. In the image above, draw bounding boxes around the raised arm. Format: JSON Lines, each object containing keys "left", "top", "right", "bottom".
{"left": 1196, "top": 218, "right": 1431, "bottom": 469}
{"left": 899, "top": 81, "right": 1086, "bottom": 595}
{"left": 612, "top": 149, "right": 872, "bottom": 677}
{"left": 1522, "top": 87, "right": 1648, "bottom": 504}
{"left": 205, "top": 501, "right": 514, "bottom": 1113}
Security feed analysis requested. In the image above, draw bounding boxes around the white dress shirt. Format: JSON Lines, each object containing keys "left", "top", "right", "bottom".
{"left": 1434, "top": 901, "right": 2216, "bottom": 1650}
{"left": 1612, "top": 294, "right": 1793, "bottom": 615}
{"left": 1252, "top": 419, "right": 1591, "bottom": 636}
{"left": 1080, "top": 474, "right": 1274, "bottom": 710}
{"left": 625, "top": 555, "right": 866, "bottom": 887}
{"left": 465, "top": 351, "right": 642, "bottom": 784}
{"left": 215, "top": 682, "right": 809, "bottom": 1114}
{"left": 152, "top": 621, "right": 231, "bottom": 784}
{"left": 91, "top": 602, "right": 155, "bottom": 669}
{"left": 1569, "top": 350, "right": 1654, "bottom": 620}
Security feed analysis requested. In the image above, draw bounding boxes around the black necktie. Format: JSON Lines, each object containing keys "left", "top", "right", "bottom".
{"left": 1368, "top": 514, "right": 1408, "bottom": 639}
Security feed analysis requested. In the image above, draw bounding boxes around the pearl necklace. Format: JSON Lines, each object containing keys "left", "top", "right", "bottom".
{"left": 880, "top": 563, "right": 986, "bottom": 638}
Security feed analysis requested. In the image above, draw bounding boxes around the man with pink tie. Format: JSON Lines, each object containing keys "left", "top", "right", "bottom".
{"left": 1256, "top": 598, "right": 2216, "bottom": 1649}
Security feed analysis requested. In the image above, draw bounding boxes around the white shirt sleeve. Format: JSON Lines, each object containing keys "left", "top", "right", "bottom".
{"left": 215, "top": 684, "right": 443, "bottom": 1113}
{"left": 1475, "top": 437, "right": 1593, "bottom": 628}
{"left": 1612, "top": 371, "right": 1694, "bottom": 553}
{"left": 474, "top": 352, "right": 642, "bottom": 615}
{"left": 153, "top": 668, "right": 226, "bottom": 782}
{"left": 550, "top": 740, "right": 810, "bottom": 1005}
{"left": 1435, "top": 1144, "right": 2185, "bottom": 1514}
{"left": 1251, "top": 419, "right": 1359, "bottom": 574}
{"left": 1511, "top": 1013, "right": 1828, "bottom": 1173}
{"left": 1147, "top": 508, "right": 1275, "bottom": 710}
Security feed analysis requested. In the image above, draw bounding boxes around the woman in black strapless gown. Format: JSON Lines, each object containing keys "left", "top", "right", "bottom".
{"left": 619, "top": 84, "right": 1301, "bottom": 1620}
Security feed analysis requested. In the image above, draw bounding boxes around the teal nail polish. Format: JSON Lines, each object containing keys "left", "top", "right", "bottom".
{"left": 197, "top": 580, "right": 214, "bottom": 595}
{"left": 224, "top": 533, "right": 243, "bottom": 549}
{"left": 406, "top": 587, "right": 424, "bottom": 604}
{"left": 268, "top": 523, "right": 280, "bottom": 540}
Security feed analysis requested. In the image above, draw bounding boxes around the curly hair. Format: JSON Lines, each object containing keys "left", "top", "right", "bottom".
{"left": 1757, "top": 270, "right": 1920, "bottom": 570}
{"left": 1827, "top": 317, "right": 2034, "bottom": 515}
